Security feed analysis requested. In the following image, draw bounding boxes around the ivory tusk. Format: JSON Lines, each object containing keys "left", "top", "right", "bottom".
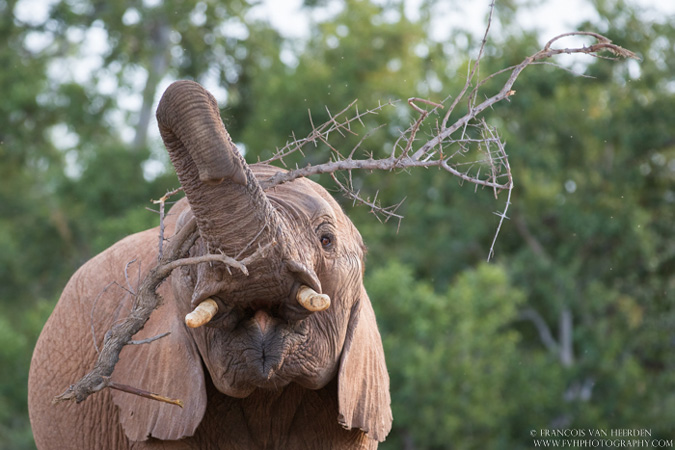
{"left": 296, "top": 286, "right": 331, "bottom": 312}
{"left": 185, "top": 298, "right": 219, "bottom": 328}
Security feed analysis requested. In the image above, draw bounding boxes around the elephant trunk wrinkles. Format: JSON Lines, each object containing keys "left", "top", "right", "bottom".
{"left": 157, "top": 81, "right": 290, "bottom": 301}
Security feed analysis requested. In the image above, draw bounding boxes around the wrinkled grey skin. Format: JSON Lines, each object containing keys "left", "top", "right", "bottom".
{"left": 28, "top": 81, "right": 392, "bottom": 449}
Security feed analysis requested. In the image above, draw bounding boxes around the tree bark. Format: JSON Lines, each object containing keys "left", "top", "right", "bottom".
{"left": 132, "top": 16, "right": 170, "bottom": 151}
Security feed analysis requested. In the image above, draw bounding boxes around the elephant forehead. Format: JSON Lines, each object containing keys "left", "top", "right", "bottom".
{"left": 252, "top": 167, "right": 335, "bottom": 222}
{"left": 250, "top": 163, "right": 357, "bottom": 233}
{"left": 267, "top": 184, "right": 334, "bottom": 223}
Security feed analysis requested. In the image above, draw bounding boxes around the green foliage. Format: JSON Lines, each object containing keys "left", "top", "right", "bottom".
{"left": 0, "top": 301, "right": 54, "bottom": 449}
{"left": 369, "top": 262, "right": 527, "bottom": 448}
{"left": 233, "top": 0, "right": 432, "bottom": 164}
{"left": 0, "top": 315, "right": 30, "bottom": 448}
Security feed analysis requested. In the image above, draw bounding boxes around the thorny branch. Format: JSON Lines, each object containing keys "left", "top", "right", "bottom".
{"left": 151, "top": 187, "right": 184, "bottom": 260}
{"left": 259, "top": 20, "right": 637, "bottom": 260}
{"left": 330, "top": 172, "right": 405, "bottom": 229}
{"left": 53, "top": 216, "right": 272, "bottom": 407}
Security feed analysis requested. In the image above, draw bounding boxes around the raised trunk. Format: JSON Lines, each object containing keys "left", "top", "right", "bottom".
{"left": 156, "top": 81, "right": 296, "bottom": 308}
{"left": 157, "top": 81, "right": 324, "bottom": 323}
{"left": 156, "top": 80, "right": 280, "bottom": 259}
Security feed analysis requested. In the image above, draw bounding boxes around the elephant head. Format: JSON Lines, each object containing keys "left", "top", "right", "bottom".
{"left": 103, "top": 81, "right": 392, "bottom": 445}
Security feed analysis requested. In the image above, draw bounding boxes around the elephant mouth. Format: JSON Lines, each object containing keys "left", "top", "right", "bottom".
{"left": 190, "top": 276, "right": 328, "bottom": 394}
{"left": 240, "top": 309, "right": 308, "bottom": 384}
{"left": 203, "top": 297, "right": 310, "bottom": 391}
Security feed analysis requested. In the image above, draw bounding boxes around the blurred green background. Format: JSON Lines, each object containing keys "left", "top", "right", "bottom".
{"left": 1, "top": 0, "right": 673, "bottom": 448}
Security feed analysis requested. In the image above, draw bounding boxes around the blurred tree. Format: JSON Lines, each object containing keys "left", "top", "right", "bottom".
{"left": 367, "top": 262, "right": 529, "bottom": 449}
{"left": 0, "top": 1, "right": 73, "bottom": 445}
{"left": 483, "top": 3, "right": 675, "bottom": 437}
{"left": 234, "top": 0, "right": 430, "bottom": 159}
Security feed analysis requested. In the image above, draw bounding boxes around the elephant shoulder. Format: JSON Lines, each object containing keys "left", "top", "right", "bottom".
{"left": 68, "top": 228, "right": 159, "bottom": 313}
{"left": 29, "top": 202, "right": 191, "bottom": 449}
{"left": 64, "top": 197, "right": 189, "bottom": 314}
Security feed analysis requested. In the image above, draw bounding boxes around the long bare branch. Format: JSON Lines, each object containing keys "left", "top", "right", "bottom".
{"left": 262, "top": 32, "right": 635, "bottom": 191}
{"left": 257, "top": 30, "right": 635, "bottom": 259}
{"left": 263, "top": 100, "right": 396, "bottom": 165}
{"left": 52, "top": 219, "right": 271, "bottom": 406}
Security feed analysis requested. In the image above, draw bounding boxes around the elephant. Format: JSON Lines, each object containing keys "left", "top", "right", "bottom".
{"left": 28, "top": 80, "right": 392, "bottom": 449}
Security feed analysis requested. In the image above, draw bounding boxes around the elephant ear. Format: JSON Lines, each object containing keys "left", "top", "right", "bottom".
{"left": 337, "top": 288, "right": 393, "bottom": 442}
{"left": 112, "top": 282, "right": 206, "bottom": 442}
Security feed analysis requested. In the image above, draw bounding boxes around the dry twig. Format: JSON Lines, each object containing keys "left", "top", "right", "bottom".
{"left": 52, "top": 217, "right": 271, "bottom": 407}
{"left": 106, "top": 377, "right": 184, "bottom": 408}
{"left": 152, "top": 187, "right": 184, "bottom": 260}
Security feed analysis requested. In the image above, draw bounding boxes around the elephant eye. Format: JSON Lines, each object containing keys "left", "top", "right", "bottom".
{"left": 320, "top": 234, "right": 333, "bottom": 249}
